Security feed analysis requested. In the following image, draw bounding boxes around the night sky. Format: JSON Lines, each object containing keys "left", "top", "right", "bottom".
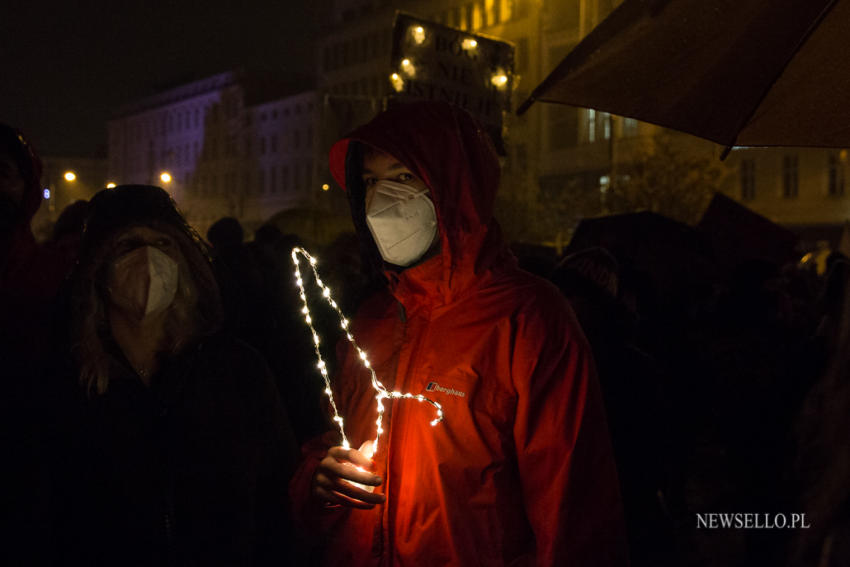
{"left": 1, "top": 1, "right": 322, "bottom": 157}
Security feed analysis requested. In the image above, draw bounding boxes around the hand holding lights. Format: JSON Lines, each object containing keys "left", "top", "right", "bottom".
{"left": 291, "top": 247, "right": 444, "bottom": 460}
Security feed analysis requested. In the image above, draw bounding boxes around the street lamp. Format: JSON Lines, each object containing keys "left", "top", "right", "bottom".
{"left": 106, "top": 182, "right": 116, "bottom": 189}
{"left": 160, "top": 171, "right": 172, "bottom": 184}
{"left": 321, "top": 183, "right": 330, "bottom": 191}
{"left": 64, "top": 171, "right": 76, "bottom": 182}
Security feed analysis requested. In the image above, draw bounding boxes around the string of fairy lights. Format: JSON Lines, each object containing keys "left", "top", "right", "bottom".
{"left": 290, "top": 247, "right": 444, "bottom": 457}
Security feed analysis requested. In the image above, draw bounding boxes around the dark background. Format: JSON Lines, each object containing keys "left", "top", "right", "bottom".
{"left": 1, "top": 1, "right": 322, "bottom": 156}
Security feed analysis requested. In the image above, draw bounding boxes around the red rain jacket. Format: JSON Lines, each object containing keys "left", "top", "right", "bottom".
{"left": 290, "top": 102, "right": 628, "bottom": 566}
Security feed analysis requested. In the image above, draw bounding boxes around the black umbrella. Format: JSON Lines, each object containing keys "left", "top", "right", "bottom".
{"left": 517, "top": 0, "right": 847, "bottom": 154}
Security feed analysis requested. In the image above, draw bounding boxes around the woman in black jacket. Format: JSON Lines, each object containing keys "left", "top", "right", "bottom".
{"left": 46, "top": 185, "right": 299, "bottom": 566}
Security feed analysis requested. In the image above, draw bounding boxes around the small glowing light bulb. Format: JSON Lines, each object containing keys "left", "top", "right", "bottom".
{"left": 400, "top": 58, "right": 416, "bottom": 77}
{"left": 412, "top": 25, "right": 426, "bottom": 44}
{"left": 491, "top": 73, "right": 509, "bottom": 88}
{"left": 462, "top": 38, "right": 477, "bottom": 50}
{"left": 390, "top": 73, "right": 404, "bottom": 92}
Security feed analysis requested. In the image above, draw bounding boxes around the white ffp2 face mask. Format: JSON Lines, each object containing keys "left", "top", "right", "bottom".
{"left": 108, "top": 245, "right": 179, "bottom": 321}
{"left": 365, "top": 179, "right": 438, "bottom": 267}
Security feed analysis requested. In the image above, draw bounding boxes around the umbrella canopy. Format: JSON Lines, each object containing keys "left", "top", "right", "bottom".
{"left": 517, "top": 0, "right": 848, "bottom": 150}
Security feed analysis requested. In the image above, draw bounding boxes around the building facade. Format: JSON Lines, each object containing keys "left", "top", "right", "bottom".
{"left": 107, "top": 71, "right": 320, "bottom": 236}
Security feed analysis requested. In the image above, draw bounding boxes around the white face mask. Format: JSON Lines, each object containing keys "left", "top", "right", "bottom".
{"left": 365, "top": 179, "right": 438, "bottom": 267}
{"left": 108, "top": 245, "right": 179, "bottom": 322}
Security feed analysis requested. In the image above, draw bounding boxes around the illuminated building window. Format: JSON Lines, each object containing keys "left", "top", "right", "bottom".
{"left": 740, "top": 159, "right": 756, "bottom": 201}
{"left": 587, "top": 109, "right": 597, "bottom": 143}
{"left": 602, "top": 112, "right": 611, "bottom": 140}
{"left": 783, "top": 155, "right": 799, "bottom": 199}
{"left": 623, "top": 118, "right": 638, "bottom": 137}
{"left": 828, "top": 153, "right": 845, "bottom": 196}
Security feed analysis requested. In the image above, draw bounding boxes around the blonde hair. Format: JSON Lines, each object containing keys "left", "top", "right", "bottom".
{"left": 70, "top": 222, "right": 222, "bottom": 395}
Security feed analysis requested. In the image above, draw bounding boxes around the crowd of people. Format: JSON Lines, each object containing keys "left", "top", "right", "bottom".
{"left": 2, "top": 101, "right": 849, "bottom": 566}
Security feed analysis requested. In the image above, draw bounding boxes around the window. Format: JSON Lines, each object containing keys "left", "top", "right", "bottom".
{"left": 270, "top": 166, "right": 277, "bottom": 193}
{"left": 464, "top": 4, "right": 474, "bottom": 30}
{"left": 293, "top": 130, "right": 300, "bottom": 149}
{"left": 271, "top": 135, "right": 278, "bottom": 153}
{"left": 587, "top": 109, "right": 596, "bottom": 143}
{"left": 602, "top": 112, "right": 611, "bottom": 140}
{"left": 259, "top": 168, "right": 266, "bottom": 194}
{"left": 828, "top": 153, "right": 845, "bottom": 196}
{"left": 740, "top": 159, "right": 756, "bottom": 201}
{"left": 260, "top": 137, "right": 267, "bottom": 155}
{"left": 783, "top": 155, "right": 799, "bottom": 198}
{"left": 282, "top": 166, "right": 290, "bottom": 192}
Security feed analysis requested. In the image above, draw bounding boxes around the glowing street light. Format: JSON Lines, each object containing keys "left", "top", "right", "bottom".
{"left": 106, "top": 182, "right": 116, "bottom": 189}
{"left": 321, "top": 183, "right": 330, "bottom": 191}
{"left": 63, "top": 171, "right": 76, "bottom": 182}
{"left": 462, "top": 38, "right": 478, "bottom": 50}
{"left": 160, "top": 172, "right": 172, "bottom": 184}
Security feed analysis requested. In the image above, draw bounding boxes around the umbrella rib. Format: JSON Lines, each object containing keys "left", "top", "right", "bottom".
{"left": 723, "top": 0, "right": 840, "bottom": 149}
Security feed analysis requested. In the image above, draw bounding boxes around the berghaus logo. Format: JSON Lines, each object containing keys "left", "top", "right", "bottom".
{"left": 425, "top": 381, "right": 466, "bottom": 397}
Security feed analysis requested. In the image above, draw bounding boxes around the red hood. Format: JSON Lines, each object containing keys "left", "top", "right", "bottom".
{"left": 329, "top": 101, "right": 511, "bottom": 313}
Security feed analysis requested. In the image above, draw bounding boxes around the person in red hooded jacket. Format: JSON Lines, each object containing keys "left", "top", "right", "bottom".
{"left": 290, "top": 102, "right": 628, "bottom": 566}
